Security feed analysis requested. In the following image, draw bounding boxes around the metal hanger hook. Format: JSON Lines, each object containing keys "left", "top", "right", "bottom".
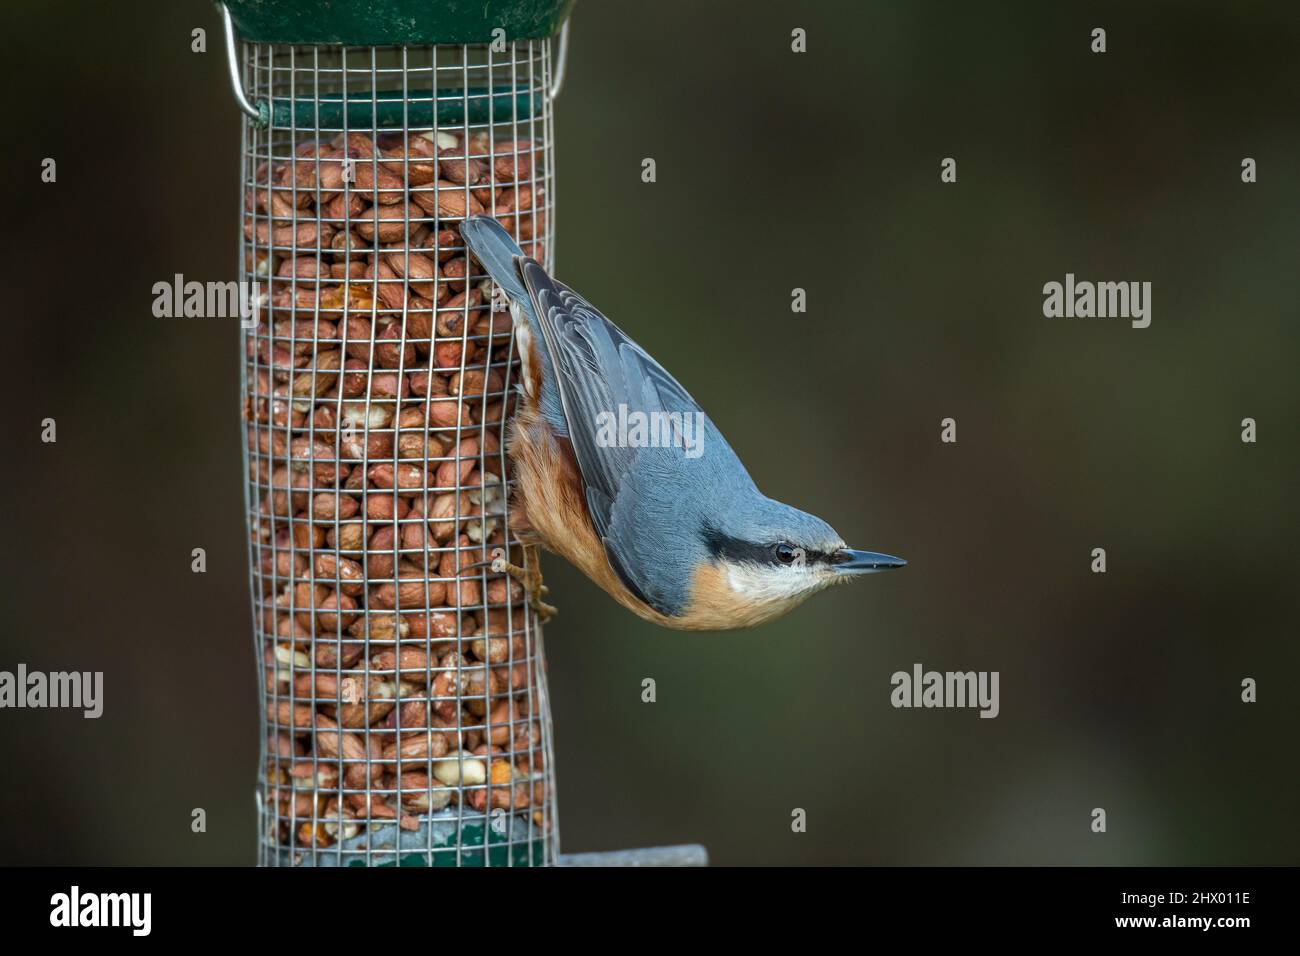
{"left": 218, "top": 2, "right": 267, "bottom": 125}
{"left": 548, "top": 19, "right": 570, "bottom": 100}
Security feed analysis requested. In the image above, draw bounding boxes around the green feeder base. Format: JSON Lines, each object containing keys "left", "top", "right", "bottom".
{"left": 277, "top": 809, "right": 550, "bottom": 867}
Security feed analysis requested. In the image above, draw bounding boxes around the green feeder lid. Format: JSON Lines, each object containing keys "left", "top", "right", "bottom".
{"left": 223, "top": 0, "right": 575, "bottom": 46}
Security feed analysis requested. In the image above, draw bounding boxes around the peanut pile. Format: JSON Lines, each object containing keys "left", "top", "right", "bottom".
{"left": 241, "top": 128, "right": 552, "bottom": 860}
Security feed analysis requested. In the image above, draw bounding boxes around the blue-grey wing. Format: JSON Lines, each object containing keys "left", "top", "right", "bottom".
{"left": 518, "top": 259, "right": 739, "bottom": 613}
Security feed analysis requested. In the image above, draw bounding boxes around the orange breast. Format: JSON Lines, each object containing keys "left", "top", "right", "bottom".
{"left": 507, "top": 399, "right": 679, "bottom": 626}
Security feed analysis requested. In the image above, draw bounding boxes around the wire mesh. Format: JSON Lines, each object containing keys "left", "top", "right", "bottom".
{"left": 238, "top": 37, "right": 559, "bottom": 866}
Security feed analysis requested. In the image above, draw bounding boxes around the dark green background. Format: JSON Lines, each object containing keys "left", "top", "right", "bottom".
{"left": 1, "top": 0, "right": 1296, "bottom": 865}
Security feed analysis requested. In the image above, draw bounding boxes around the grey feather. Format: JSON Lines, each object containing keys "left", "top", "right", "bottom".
{"left": 458, "top": 216, "right": 528, "bottom": 304}
{"left": 519, "top": 259, "right": 762, "bottom": 615}
{"left": 459, "top": 217, "right": 567, "bottom": 433}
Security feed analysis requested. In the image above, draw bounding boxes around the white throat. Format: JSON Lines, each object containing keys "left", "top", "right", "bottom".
{"left": 723, "top": 560, "right": 832, "bottom": 606}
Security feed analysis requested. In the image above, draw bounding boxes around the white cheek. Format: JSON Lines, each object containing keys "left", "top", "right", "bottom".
{"left": 724, "top": 565, "right": 748, "bottom": 593}
{"left": 725, "top": 563, "right": 822, "bottom": 602}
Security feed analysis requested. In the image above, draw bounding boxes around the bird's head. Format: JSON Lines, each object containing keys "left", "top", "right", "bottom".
{"left": 693, "top": 496, "right": 905, "bottom": 627}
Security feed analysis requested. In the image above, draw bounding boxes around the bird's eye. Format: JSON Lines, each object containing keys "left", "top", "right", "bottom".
{"left": 774, "top": 543, "right": 798, "bottom": 564}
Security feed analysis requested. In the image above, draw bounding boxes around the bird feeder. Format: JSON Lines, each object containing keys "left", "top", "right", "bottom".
{"left": 227, "top": 0, "right": 571, "bottom": 866}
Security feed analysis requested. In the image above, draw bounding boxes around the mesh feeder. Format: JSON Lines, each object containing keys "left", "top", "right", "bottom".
{"left": 229, "top": 0, "right": 570, "bottom": 867}
{"left": 227, "top": 0, "right": 706, "bottom": 867}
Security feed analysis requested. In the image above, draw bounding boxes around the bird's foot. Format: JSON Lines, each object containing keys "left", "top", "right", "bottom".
{"left": 490, "top": 545, "right": 557, "bottom": 623}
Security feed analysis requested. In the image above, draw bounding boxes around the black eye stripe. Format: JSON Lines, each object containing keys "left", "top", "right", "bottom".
{"left": 700, "top": 527, "right": 773, "bottom": 565}
{"left": 701, "top": 526, "right": 830, "bottom": 567}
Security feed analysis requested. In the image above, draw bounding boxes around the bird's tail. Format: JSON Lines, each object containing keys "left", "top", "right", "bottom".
{"left": 460, "top": 215, "right": 529, "bottom": 304}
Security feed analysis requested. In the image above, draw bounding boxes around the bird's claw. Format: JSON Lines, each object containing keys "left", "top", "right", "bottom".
{"left": 490, "top": 546, "right": 557, "bottom": 623}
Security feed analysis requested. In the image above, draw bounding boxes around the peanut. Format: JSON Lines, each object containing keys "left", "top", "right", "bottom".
{"left": 244, "top": 128, "right": 553, "bottom": 851}
{"left": 411, "top": 180, "right": 485, "bottom": 220}
{"left": 431, "top": 752, "right": 487, "bottom": 787}
{"left": 353, "top": 202, "right": 419, "bottom": 243}
{"left": 313, "top": 552, "right": 365, "bottom": 597}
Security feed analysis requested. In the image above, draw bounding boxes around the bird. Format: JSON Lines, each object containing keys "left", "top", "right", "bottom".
{"left": 459, "top": 216, "right": 905, "bottom": 631}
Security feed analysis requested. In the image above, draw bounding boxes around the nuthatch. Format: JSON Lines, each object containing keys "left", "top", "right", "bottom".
{"left": 461, "top": 216, "right": 905, "bottom": 630}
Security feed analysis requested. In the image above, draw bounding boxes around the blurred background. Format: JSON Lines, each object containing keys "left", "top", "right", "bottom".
{"left": 1, "top": 0, "right": 1297, "bottom": 865}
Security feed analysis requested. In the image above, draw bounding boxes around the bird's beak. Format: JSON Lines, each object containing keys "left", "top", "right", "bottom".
{"left": 831, "top": 549, "right": 907, "bottom": 574}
